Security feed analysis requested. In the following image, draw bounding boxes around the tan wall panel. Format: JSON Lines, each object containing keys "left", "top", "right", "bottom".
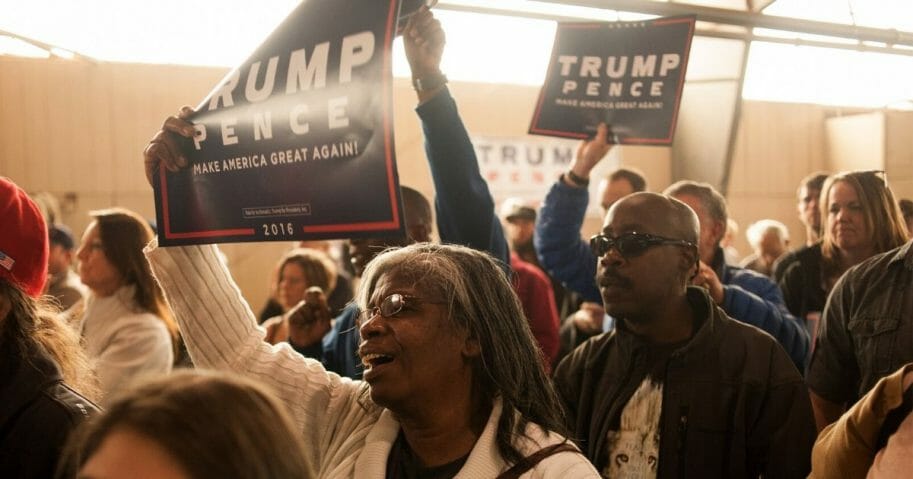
{"left": 9, "top": 57, "right": 905, "bottom": 307}
{"left": 885, "top": 111, "right": 913, "bottom": 201}
{"left": 825, "top": 112, "right": 885, "bottom": 174}
{"left": 726, "top": 101, "right": 829, "bottom": 259}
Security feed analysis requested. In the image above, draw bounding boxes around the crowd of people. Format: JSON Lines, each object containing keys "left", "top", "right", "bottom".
{"left": 3, "top": 6, "right": 913, "bottom": 479}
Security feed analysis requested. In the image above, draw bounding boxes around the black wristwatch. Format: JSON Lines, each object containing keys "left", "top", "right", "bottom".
{"left": 412, "top": 72, "right": 448, "bottom": 92}
{"left": 565, "top": 170, "right": 590, "bottom": 188}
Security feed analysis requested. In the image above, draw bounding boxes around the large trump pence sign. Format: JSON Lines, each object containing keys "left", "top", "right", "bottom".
{"left": 529, "top": 16, "right": 695, "bottom": 145}
{"left": 154, "top": 0, "right": 404, "bottom": 246}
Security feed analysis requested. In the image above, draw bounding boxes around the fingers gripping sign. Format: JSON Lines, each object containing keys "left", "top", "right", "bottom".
{"left": 143, "top": 106, "right": 198, "bottom": 186}
{"left": 566, "top": 122, "right": 614, "bottom": 185}
{"left": 403, "top": 6, "right": 444, "bottom": 77}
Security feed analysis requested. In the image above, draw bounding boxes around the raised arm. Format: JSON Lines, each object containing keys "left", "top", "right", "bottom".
{"left": 534, "top": 125, "right": 612, "bottom": 303}
{"left": 404, "top": 8, "right": 509, "bottom": 267}
{"left": 142, "top": 113, "right": 372, "bottom": 468}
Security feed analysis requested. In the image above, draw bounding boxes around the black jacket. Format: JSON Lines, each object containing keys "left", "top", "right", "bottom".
{"left": 0, "top": 341, "right": 98, "bottom": 478}
{"left": 775, "top": 243, "right": 826, "bottom": 321}
{"left": 554, "top": 287, "right": 816, "bottom": 478}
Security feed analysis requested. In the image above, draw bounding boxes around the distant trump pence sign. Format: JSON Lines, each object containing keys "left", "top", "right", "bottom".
{"left": 529, "top": 16, "right": 695, "bottom": 145}
{"left": 154, "top": 0, "right": 404, "bottom": 246}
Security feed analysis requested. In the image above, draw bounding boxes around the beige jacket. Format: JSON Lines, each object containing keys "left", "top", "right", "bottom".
{"left": 810, "top": 364, "right": 913, "bottom": 478}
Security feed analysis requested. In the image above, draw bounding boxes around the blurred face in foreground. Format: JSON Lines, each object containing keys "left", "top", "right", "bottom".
{"left": 78, "top": 428, "right": 189, "bottom": 479}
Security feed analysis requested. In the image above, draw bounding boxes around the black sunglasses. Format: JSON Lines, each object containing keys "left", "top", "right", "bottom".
{"left": 589, "top": 232, "right": 695, "bottom": 259}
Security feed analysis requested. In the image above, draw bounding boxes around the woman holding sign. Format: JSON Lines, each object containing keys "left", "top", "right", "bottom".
{"left": 141, "top": 7, "right": 598, "bottom": 478}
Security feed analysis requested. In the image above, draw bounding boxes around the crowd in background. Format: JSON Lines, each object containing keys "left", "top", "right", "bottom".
{"left": 4, "top": 6, "right": 913, "bottom": 479}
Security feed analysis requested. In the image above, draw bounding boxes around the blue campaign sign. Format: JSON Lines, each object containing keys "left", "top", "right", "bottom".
{"left": 154, "top": 0, "right": 404, "bottom": 246}
{"left": 529, "top": 16, "right": 695, "bottom": 145}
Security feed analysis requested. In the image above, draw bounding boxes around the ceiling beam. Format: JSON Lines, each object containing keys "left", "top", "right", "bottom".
{"left": 435, "top": 1, "right": 913, "bottom": 56}
{"left": 0, "top": 29, "right": 95, "bottom": 62}
{"left": 533, "top": 0, "right": 913, "bottom": 47}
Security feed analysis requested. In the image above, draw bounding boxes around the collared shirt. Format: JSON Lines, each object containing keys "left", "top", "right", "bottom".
{"left": 808, "top": 240, "right": 913, "bottom": 403}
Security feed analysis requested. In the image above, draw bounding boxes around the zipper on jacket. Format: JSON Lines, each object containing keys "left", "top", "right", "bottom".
{"left": 678, "top": 406, "right": 689, "bottom": 478}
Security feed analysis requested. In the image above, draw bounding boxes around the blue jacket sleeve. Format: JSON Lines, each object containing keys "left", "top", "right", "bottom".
{"left": 415, "top": 88, "right": 509, "bottom": 270}
{"left": 322, "top": 304, "right": 363, "bottom": 379}
{"left": 534, "top": 180, "right": 602, "bottom": 303}
{"left": 721, "top": 267, "right": 810, "bottom": 371}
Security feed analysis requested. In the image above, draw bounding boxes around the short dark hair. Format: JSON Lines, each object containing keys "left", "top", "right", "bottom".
{"left": 49, "top": 224, "right": 76, "bottom": 250}
{"left": 663, "top": 180, "right": 728, "bottom": 225}
{"left": 401, "top": 185, "right": 432, "bottom": 225}
{"left": 899, "top": 199, "right": 913, "bottom": 219}
{"left": 607, "top": 167, "right": 648, "bottom": 193}
{"left": 799, "top": 172, "right": 829, "bottom": 195}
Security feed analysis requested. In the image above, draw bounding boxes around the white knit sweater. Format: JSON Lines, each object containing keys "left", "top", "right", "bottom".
{"left": 145, "top": 240, "right": 599, "bottom": 478}
{"left": 77, "top": 283, "right": 173, "bottom": 405}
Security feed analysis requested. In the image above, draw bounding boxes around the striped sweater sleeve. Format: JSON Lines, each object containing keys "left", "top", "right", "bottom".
{"left": 144, "top": 240, "right": 373, "bottom": 469}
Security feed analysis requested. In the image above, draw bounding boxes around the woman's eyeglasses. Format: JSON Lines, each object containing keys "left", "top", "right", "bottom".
{"left": 357, "top": 293, "right": 424, "bottom": 327}
{"left": 589, "top": 232, "right": 695, "bottom": 259}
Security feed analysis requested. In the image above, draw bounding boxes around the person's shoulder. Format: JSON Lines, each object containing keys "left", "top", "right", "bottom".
{"left": 512, "top": 256, "right": 550, "bottom": 283}
{"left": 556, "top": 331, "right": 616, "bottom": 375}
{"left": 714, "top": 313, "right": 801, "bottom": 381}
{"left": 773, "top": 243, "right": 820, "bottom": 276}
{"left": 716, "top": 311, "right": 777, "bottom": 343}
{"left": 725, "top": 263, "right": 778, "bottom": 291}
{"left": 532, "top": 445, "right": 601, "bottom": 478}
{"left": 42, "top": 382, "right": 98, "bottom": 421}
{"left": 121, "top": 311, "right": 170, "bottom": 332}
{"left": 515, "top": 422, "right": 600, "bottom": 477}
{"left": 847, "top": 241, "right": 913, "bottom": 279}
{"left": 738, "top": 253, "right": 759, "bottom": 269}
{"left": 21, "top": 381, "right": 98, "bottom": 430}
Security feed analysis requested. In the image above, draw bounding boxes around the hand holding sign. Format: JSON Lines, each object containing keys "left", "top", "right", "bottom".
{"left": 404, "top": 7, "right": 448, "bottom": 103}
{"left": 529, "top": 16, "right": 695, "bottom": 144}
{"left": 404, "top": 6, "right": 445, "bottom": 77}
{"left": 150, "top": 0, "right": 404, "bottom": 246}
{"left": 143, "top": 107, "right": 195, "bottom": 186}
{"left": 569, "top": 123, "right": 614, "bottom": 182}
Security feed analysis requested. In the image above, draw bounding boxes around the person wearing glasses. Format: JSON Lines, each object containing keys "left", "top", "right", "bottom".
{"left": 804, "top": 171, "right": 913, "bottom": 432}
{"left": 778, "top": 171, "right": 907, "bottom": 363}
{"left": 142, "top": 240, "right": 599, "bottom": 477}
{"left": 662, "top": 181, "right": 809, "bottom": 372}
{"left": 553, "top": 191, "right": 816, "bottom": 477}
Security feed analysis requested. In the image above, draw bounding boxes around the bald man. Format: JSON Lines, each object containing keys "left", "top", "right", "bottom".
{"left": 554, "top": 192, "right": 815, "bottom": 478}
